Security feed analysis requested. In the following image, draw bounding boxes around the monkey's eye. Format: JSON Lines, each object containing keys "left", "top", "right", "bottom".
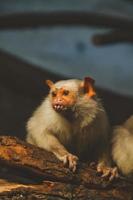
{"left": 63, "top": 90, "right": 69, "bottom": 96}
{"left": 51, "top": 91, "right": 57, "bottom": 97}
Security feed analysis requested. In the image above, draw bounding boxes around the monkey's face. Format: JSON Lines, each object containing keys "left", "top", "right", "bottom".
{"left": 46, "top": 78, "right": 96, "bottom": 114}
{"left": 50, "top": 88, "right": 77, "bottom": 113}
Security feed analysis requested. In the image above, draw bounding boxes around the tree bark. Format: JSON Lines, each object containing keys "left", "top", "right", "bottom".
{"left": 0, "top": 136, "right": 132, "bottom": 199}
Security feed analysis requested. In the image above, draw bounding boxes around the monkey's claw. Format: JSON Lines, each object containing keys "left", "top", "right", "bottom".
{"left": 97, "top": 164, "right": 119, "bottom": 181}
{"left": 63, "top": 153, "right": 79, "bottom": 172}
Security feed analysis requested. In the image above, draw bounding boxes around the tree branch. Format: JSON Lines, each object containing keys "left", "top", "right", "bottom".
{"left": 0, "top": 11, "right": 133, "bottom": 29}
{"left": 0, "top": 136, "right": 132, "bottom": 199}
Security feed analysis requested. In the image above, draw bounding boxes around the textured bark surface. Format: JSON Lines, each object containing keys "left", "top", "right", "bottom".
{"left": 0, "top": 136, "right": 132, "bottom": 199}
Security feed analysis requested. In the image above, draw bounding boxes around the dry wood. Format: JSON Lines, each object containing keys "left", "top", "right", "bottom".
{"left": 0, "top": 179, "right": 131, "bottom": 200}
{"left": 0, "top": 136, "right": 132, "bottom": 199}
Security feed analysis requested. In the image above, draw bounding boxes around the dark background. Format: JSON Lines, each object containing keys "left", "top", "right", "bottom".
{"left": 0, "top": 0, "right": 133, "bottom": 139}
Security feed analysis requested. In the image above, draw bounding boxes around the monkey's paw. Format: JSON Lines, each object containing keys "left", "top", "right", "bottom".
{"left": 97, "top": 163, "right": 119, "bottom": 181}
{"left": 62, "top": 153, "right": 79, "bottom": 172}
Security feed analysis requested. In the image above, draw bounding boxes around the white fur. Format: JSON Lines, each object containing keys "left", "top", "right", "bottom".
{"left": 55, "top": 79, "right": 81, "bottom": 92}
{"left": 26, "top": 79, "right": 110, "bottom": 162}
{"left": 112, "top": 115, "right": 133, "bottom": 175}
{"left": 27, "top": 97, "right": 72, "bottom": 147}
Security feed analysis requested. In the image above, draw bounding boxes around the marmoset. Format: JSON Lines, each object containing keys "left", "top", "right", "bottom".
{"left": 26, "top": 77, "right": 117, "bottom": 179}
{"left": 112, "top": 115, "right": 133, "bottom": 176}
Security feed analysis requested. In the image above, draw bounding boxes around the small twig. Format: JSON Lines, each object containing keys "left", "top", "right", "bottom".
{"left": 92, "top": 29, "right": 133, "bottom": 45}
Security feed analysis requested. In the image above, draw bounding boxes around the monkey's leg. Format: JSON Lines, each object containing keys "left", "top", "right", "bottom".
{"left": 33, "top": 133, "right": 78, "bottom": 172}
{"left": 97, "top": 153, "right": 119, "bottom": 181}
{"left": 97, "top": 162, "right": 119, "bottom": 181}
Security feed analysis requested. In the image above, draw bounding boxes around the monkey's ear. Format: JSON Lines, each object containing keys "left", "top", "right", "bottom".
{"left": 45, "top": 80, "right": 55, "bottom": 89}
{"left": 84, "top": 76, "right": 95, "bottom": 85}
{"left": 80, "top": 76, "right": 96, "bottom": 97}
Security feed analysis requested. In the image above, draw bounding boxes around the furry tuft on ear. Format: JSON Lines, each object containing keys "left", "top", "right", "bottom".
{"left": 81, "top": 76, "right": 96, "bottom": 97}
{"left": 84, "top": 76, "right": 95, "bottom": 85}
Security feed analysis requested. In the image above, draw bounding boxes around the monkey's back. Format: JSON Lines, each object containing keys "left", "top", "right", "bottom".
{"left": 112, "top": 115, "right": 133, "bottom": 175}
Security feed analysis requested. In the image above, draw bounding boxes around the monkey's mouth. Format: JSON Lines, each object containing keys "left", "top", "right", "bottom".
{"left": 53, "top": 104, "right": 67, "bottom": 112}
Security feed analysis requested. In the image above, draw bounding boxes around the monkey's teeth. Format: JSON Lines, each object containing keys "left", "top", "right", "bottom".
{"left": 54, "top": 105, "right": 58, "bottom": 110}
{"left": 53, "top": 104, "right": 67, "bottom": 111}
{"left": 57, "top": 105, "right": 60, "bottom": 109}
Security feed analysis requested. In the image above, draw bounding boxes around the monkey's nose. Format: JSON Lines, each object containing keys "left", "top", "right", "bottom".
{"left": 56, "top": 98, "right": 63, "bottom": 103}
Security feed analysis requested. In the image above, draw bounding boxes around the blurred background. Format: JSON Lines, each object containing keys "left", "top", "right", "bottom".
{"left": 0, "top": 0, "right": 133, "bottom": 139}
